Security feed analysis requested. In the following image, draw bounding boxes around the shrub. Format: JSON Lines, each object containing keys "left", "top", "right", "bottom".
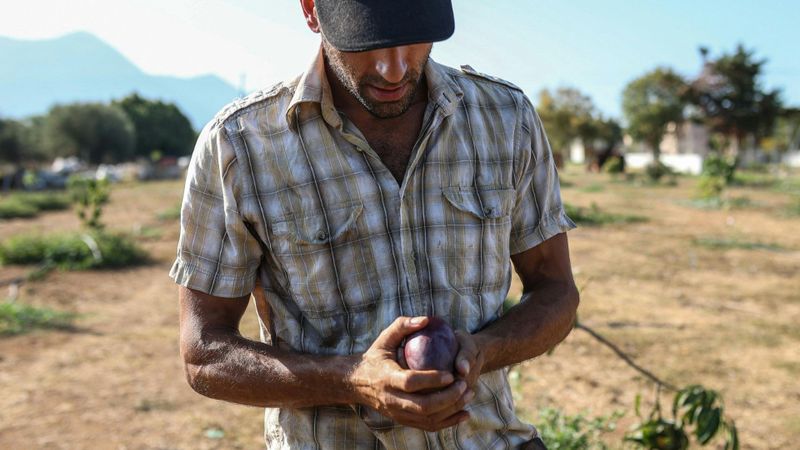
{"left": 602, "top": 156, "right": 625, "bottom": 174}
{"left": 0, "top": 192, "right": 71, "bottom": 220}
{"left": 702, "top": 154, "right": 736, "bottom": 184}
{"left": 20, "top": 192, "right": 71, "bottom": 211}
{"left": 67, "top": 176, "right": 110, "bottom": 230}
{"left": 0, "top": 197, "right": 38, "bottom": 219}
{"left": 0, "top": 231, "right": 146, "bottom": 270}
{"left": 645, "top": 161, "right": 675, "bottom": 183}
{"left": 0, "top": 301, "right": 76, "bottom": 336}
{"left": 698, "top": 154, "right": 737, "bottom": 199}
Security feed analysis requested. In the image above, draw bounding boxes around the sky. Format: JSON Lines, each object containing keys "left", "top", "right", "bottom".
{"left": 1, "top": 0, "right": 798, "bottom": 120}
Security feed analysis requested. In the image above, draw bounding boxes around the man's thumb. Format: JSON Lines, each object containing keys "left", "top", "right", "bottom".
{"left": 375, "top": 316, "right": 428, "bottom": 349}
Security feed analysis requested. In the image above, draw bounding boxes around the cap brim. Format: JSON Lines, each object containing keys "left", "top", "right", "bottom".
{"left": 316, "top": 0, "right": 455, "bottom": 52}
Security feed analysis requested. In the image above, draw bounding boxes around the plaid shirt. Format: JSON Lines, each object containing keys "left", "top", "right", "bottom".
{"left": 171, "top": 49, "right": 575, "bottom": 449}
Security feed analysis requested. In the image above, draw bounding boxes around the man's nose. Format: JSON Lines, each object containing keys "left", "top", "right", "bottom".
{"left": 374, "top": 47, "right": 409, "bottom": 84}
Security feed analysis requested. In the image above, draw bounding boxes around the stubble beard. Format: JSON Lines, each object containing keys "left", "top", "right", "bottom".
{"left": 322, "top": 39, "right": 430, "bottom": 119}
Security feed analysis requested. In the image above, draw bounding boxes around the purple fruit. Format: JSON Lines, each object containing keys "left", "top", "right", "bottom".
{"left": 403, "top": 317, "right": 458, "bottom": 372}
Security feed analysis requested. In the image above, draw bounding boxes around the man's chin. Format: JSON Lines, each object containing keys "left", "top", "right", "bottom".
{"left": 360, "top": 95, "right": 416, "bottom": 119}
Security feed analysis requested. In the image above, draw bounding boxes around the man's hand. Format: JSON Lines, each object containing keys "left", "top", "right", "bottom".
{"left": 349, "top": 316, "right": 474, "bottom": 432}
{"left": 454, "top": 330, "right": 486, "bottom": 393}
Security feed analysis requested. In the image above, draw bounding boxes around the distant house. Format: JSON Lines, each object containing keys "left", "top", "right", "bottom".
{"left": 619, "top": 122, "right": 710, "bottom": 175}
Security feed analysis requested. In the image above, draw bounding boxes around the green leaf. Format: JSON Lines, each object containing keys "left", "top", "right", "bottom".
{"left": 724, "top": 420, "right": 739, "bottom": 450}
{"left": 635, "top": 393, "right": 642, "bottom": 418}
{"left": 696, "top": 408, "right": 721, "bottom": 444}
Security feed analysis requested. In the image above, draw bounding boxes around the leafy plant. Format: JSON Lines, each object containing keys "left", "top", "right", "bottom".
{"left": 537, "top": 407, "right": 622, "bottom": 450}
{"left": 602, "top": 156, "right": 625, "bottom": 175}
{"left": 626, "top": 386, "right": 738, "bottom": 450}
{"left": 67, "top": 176, "right": 110, "bottom": 230}
{"left": 697, "top": 154, "right": 737, "bottom": 199}
{"left": 0, "top": 300, "right": 76, "bottom": 336}
{"left": 645, "top": 161, "right": 677, "bottom": 184}
{"left": 0, "top": 231, "right": 146, "bottom": 270}
{"left": 0, "top": 192, "right": 71, "bottom": 220}
{"left": 0, "top": 197, "right": 39, "bottom": 219}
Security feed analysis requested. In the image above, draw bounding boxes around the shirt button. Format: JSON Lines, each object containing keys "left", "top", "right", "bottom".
{"left": 484, "top": 207, "right": 495, "bottom": 216}
{"left": 316, "top": 230, "right": 328, "bottom": 241}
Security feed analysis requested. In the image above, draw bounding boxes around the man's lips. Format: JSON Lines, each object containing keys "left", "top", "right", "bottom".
{"left": 366, "top": 83, "right": 409, "bottom": 102}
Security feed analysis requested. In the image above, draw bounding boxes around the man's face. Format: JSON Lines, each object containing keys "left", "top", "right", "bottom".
{"left": 322, "top": 38, "right": 433, "bottom": 119}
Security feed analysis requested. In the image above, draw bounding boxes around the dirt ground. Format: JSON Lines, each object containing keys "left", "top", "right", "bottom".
{"left": 1, "top": 168, "right": 798, "bottom": 449}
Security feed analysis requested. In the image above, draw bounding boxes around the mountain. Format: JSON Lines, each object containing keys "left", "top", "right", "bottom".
{"left": 0, "top": 32, "right": 240, "bottom": 129}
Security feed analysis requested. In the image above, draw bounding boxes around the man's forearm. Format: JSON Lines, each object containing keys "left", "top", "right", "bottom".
{"left": 184, "top": 330, "right": 359, "bottom": 408}
{"left": 474, "top": 278, "right": 579, "bottom": 373}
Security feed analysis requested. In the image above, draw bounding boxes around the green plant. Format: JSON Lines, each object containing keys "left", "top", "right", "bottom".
{"left": 626, "top": 386, "right": 739, "bottom": 450}
{"left": 0, "top": 231, "right": 146, "bottom": 270}
{"left": 698, "top": 154, "right": 736, "bottom": 199}
{"left": 20, "top": 192, "right": 71, "bottom": 211}
{"left": 0, "top": 197, "right": 38, "bottom": 219}
{"left": 693, "top": 237, "right": 783, "bottom": 251}
{"left": 67, "top": 176, "right": 110, "bottom": 230}
{"left": 536, "top": 407, "right": 622, "bottom": 450}
{"left": 0, "top": 300, "right": 76, "bottom": 336}
{"left": 602, "top": 156, "right": 625, "bottom": 174}
{"left": 565, "top": 203, "right": 647, "bottom": 226}
{"left": 0, "top": 192, "right": 71, "bottom": 220}
{"left": 645, "top": 161, "right": 676, "bottom": 183}
{"left": 157, "top": 202, "right": 182, "bottom": 221}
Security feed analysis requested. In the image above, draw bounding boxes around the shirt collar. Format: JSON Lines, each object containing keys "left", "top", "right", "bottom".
{"left": 286, "top": 47, "right": 464, "bottom": 129}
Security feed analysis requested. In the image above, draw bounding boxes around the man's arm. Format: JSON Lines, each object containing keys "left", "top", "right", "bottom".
{"left": 179, "top": 286, "right": 473, "bottom": 431}
{"left": 453, "top": 232, "right": 579, "bottom": 385}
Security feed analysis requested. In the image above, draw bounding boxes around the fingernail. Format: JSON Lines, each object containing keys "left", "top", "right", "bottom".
{"left": 458, "top": 360, "right": 470, "bottom": 374}
{"left": 458, "top": 381, "right": 467, "bottom": 393}
{"left": 465, "top": 390, "right": 475, "bottom": 402}
{"left": 442, "top": 373, "right": 454, "bottom": 384}
{"left": 409, "top": 316, "right": 426, "bottom": 325}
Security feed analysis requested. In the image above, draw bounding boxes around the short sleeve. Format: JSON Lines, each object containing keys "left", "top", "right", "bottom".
{"left": 169, "top": 120, "right": 263, "bottom": 298}
{"left": 508, "top": 97, "right": 576, "bottom": 255}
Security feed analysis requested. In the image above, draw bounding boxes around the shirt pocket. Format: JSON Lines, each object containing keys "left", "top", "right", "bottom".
{"left": 269, "top": 202, "right": 382, "bottom": 319}
{"left": 441, "top": 186, "right": 515, "bottom": 294}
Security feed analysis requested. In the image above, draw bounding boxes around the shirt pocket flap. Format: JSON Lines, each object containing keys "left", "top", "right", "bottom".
{"left": 272, "top": 203, "right": 363, "bottom": 245}
{"left": 442, "top": 187, "right": 515, "bottom": 219}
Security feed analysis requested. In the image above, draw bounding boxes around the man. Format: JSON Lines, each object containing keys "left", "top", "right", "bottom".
{"left": 171, "top": 0, "right": 579, "bottom": 448}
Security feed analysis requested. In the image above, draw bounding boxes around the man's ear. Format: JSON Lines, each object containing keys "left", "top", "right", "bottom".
{"left": 300, "top": 0, "right": 321, "bottom": 33}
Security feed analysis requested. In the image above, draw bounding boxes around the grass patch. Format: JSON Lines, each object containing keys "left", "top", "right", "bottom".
{"left": 535, "top": 407, "right": 622, "bottom": 450}
{"left": 693, "top": 236, "right": 785, "bottom": 252}
{"left": 732, "top": 171, "right": 779, "bottom": 188}
{"left": 784, "top": 196, "right": 800, "bottom": 217}
{"left": 579, "top": 183, "right": 605, "bottom": 193}
{"left": 0, "top": 191, "right": 70, "bottom": 219}
{"left": 681, "top": 196, "right": 756, "bottom": 210}
{"left": 565, "top": 203, "right": 647, "bottom": 226}
{"left": 0, "top": 231, "right": 147, "bottom": 270}
{"left": 157, "top": 203, "right": 182, "bottom": 221}
{"left": 0, "top": 300, "right": 76, "bottom": 336}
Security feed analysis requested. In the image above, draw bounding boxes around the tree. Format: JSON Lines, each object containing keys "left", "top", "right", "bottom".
{"left": 689, "top": 45, "right": 782, "bottom": 155}
{"left": 42, "top": 103, "right": 136, "bottom": 164}
{"left": 0, "top": 118, "right": 27, "bottom": 165}
{"left": 0, "top": 117, "right": 48, "bottom": 165}
{"left": 537, "top": 87, "right": 598, "bottom": 162}
{"left": 622, "top": 68, "right": 687, "bottom": 160}
{"left": 112, "top": 93, "right": 196, "bottom": 159}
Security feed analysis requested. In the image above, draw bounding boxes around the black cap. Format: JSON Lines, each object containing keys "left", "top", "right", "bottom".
{"left": 315, "top": 0, "right": 455, "bottom": 52}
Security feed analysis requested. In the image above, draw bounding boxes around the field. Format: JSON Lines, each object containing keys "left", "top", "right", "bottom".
{"left": 1, "top": 167, "right": 798, "bottom": 449}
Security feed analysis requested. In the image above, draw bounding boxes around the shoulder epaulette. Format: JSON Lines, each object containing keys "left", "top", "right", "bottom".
{"left": 213, "top": 81, "right": 290, "bottom": 125}
{"left": 459, "top": 65, "right": 523, "bottom": 92}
